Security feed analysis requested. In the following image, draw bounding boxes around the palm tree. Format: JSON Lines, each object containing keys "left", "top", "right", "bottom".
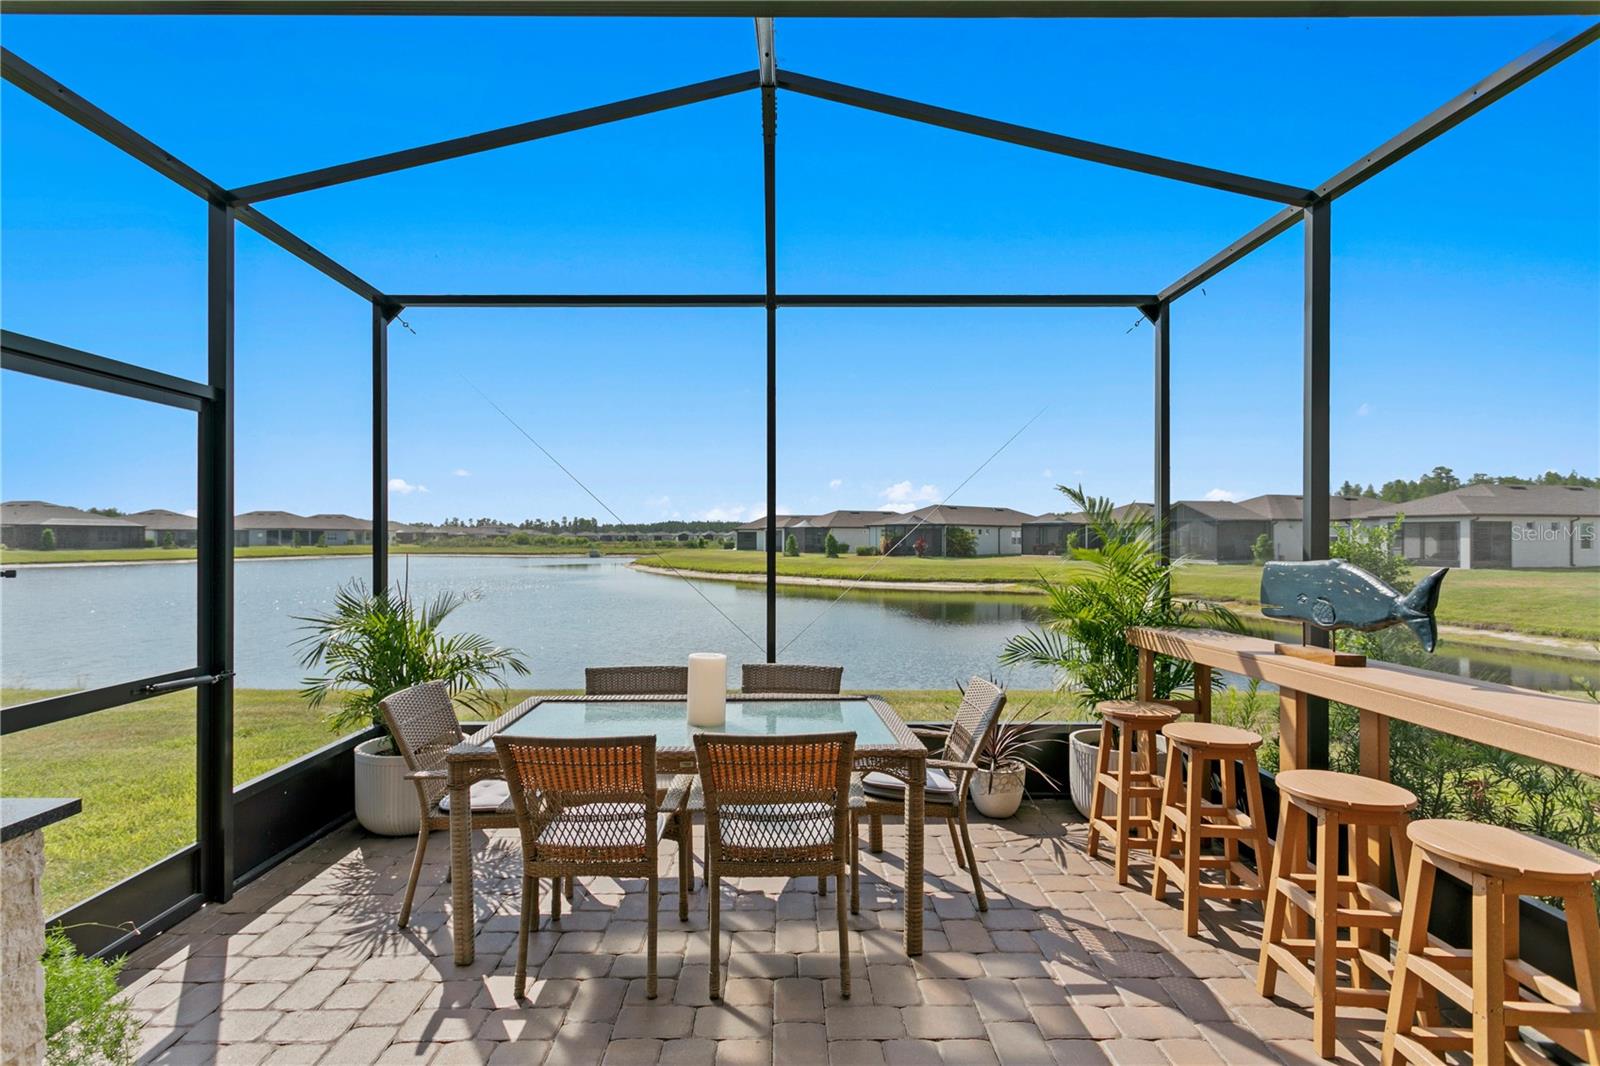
{"left": 999, "top": 486, "right": 1241, "bottom": 710}
{"left": 297, "top": 581, "right": 529, "bottom": 742}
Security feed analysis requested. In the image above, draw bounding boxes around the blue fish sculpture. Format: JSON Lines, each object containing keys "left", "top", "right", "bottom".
{"left": 1260, "top": 561, "right": 1447, "bottom": 653}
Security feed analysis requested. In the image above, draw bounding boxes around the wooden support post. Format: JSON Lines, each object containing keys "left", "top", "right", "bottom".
{"left": 1278, "top": 687, "right": 1309, "bottom": 772}
{"left": 1139, "top": 648, "right": 1155, "bottom": 703}
{"left": 1360, "top": 709, "right": 1393, "bottom": 889}
{"left": 1195, "top": 664, "right": 1212, "bottom": 723}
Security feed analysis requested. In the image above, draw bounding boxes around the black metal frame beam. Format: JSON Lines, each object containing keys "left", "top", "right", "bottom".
{"left": 1160, "top": 22, "right": 1600, "bottom": 303}
{"left": 6, "top": 2, "right": 1597, "bottom": 15}
{"left": 0, "top": 47, "right": 388, "bottom": 305}
{"left": 372, "top": 304, "right": 392, "bottom": 593}
{"left": 1149, "top": 300, "right": 1171, "bottom": 564}
{"left": 760, "top": 19, "right": 779, "bottom": 663}
{"left": 778, "top": 71, "right": 1314, "bottom": 206}
{"left": 228, "top": 71, "right": 761, "bottom": 204}
{"left": 387, "top": 293, "right": 1157, "bottom": 308}
{"left": 1, "top": 330, "right": 214, "bottom": 410}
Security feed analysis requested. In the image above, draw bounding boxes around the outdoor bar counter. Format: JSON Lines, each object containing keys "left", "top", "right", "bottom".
{"left": 1127, "top": 626, "right": 1600, "bottom": 776}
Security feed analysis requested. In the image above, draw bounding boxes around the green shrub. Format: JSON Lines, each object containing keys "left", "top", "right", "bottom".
{"left": 1250, "top": 532, "right": 1272, "bottom": 566}
{"left": 945, "top": 526, "right": 978, "bottom": 558}
{"left": 316, "top": 533, "right": 328, "bottom": 548}
{"left": 40, "top": 527, "right": 56, "bottom": 550}
{"left": 783, "top": 533, "right": 799, "bottom": 557}
{"left": 1331, "top": 515, "right": 1410, "bottom": 590}
{"left": 855, "top": 545, "right": 879, "bottom": 556}
{"left": 43, "top": 927, "right": 140, "bottom": 1066}
{"left": 824, "top": 533, "right": 842, "bottom": 558}
{"left": 161, "top": 532, "right": 176, "bottom": 549}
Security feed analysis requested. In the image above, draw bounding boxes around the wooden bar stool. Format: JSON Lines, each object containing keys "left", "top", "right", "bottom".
{"left": 1383, "top": 820, "right": 1600, "bottom": 1066}
{"left": 1258, "top": 769, "right": 1418, "bottom": 1059}
{"left": 1085, "top": 700, "right": 1179, "bottom": 885}
{"left": 1151, "top": 721, "right": 1274, "bottom": 937}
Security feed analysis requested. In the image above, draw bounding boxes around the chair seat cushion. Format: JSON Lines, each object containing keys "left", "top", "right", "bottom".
{"left": 437, "top": 779, "right": 512, "bottom": 813}
{"left": 861, "top": 768, "right": 957, "bottom": 801}
{"left": 678, "top": 775, "right": 864, "bottom": 813}
{"left": 534, "top": 801, "right": 660, "bottom": 862}
{"left": 718, "top": 802, "right": 839, "bottom": 861}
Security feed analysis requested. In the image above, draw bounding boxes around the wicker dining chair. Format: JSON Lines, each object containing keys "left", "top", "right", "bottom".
{"left": 583, "top": 664, "right": 697, "bottom": 897}
{"left": 584, "top": 665, "right": 689, "bottom": 696}
{"left": 740, "top": 663, "right": 844, "bottom": 695}
{"left": 493, "top": 733, "right": 682, "bottom": 1000}
{"left": 692, "top": 732, "right": 857, "bottom": 999}
{"left": 855, "top": 677, "right": 1007, "bottom": 912}
{"left": 379, "top": 680, "right": 521, "bottom": 930}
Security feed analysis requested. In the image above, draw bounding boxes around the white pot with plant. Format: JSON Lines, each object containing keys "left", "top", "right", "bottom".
{"left": 297, "top": 581, "right": 529, "bottom": 836}
{"left": 969, "top": 702, "right": 1062, "bottom": 819}
{"left": 998, "top": 485, "right": 1239, "bottom": 821}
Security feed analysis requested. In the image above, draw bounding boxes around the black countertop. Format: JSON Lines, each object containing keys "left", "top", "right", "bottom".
{"left": 1, "top": 797, "right": 81, "bottom": 842}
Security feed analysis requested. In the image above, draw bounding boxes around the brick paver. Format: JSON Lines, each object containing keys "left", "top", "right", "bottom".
{"left": 120, "top": 803, "right": 1382, "bottom": 1065}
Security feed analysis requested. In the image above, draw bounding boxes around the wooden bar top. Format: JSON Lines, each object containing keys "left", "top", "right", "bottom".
{"left": 1128, "top": 627, "right": 1600, "bottom": 775}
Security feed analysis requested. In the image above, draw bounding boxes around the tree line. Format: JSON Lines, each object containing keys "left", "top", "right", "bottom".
{"left": 1337, "top": 466, "right": 1597, "bottom": 504}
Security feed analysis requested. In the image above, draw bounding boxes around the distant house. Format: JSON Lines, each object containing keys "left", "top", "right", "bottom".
{"left": 800, "top": 510, "right": 897, "bottom": 553}
{"left": 131, "top": 508, "right": 198, "bottom": 547}
{"left": 0, "top": 500, "right": 146, "bottom": 550}
{"left": 734, "top": 514, "right": 812, "bottom": 552}
{"left": 234, "top": 511, "right": 374, "bottom": 547}
{"left": 881, "top": 505, "right": 1034, "bottom": 557}
{"left": 1170, "top": 501, "right": 1272, "bottom": 563}
{"left": 1236, "top": 495, "right": 1385, "bottom": 561}
{"left": 1357, "top": 484, "right": 1599, "bottom": 569}
{"left": 1022, "top": 512, "right": 1088, "bottom": 555}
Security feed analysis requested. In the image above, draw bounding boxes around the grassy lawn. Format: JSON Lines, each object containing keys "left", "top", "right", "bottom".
{"left": 642, "top": 551, "right": 1600, "bottom": 642}
{"left": 1, "top": 685, "right": 1087, "bottom": 916}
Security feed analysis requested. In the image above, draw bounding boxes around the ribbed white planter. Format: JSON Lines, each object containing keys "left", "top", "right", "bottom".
{"left": 353, "top": 737, "right": 420, "bottom": 837}
{"left": 969, "top": 762, "right": 1027, "bottom": 819}
{"left": 1069, "top": 726, "right": 1167, "bottom": 821}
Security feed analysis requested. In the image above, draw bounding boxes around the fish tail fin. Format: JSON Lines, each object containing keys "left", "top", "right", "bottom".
{"left": 1399, "top": 568, "right": 1448, "bottom": 653}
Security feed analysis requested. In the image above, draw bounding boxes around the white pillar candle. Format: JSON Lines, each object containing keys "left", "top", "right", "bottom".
{"left": 687, "top": 652, "right": 727, "bottom": 727}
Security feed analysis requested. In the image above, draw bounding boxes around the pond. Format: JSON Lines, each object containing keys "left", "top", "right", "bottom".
{"left": 1, "top": 554, "right": 1595, "bottom": 699}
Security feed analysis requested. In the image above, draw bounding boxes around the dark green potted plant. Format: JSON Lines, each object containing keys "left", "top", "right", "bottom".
{"left": 297, "top": 580, "right": 528, "bottom": 835}
{"left": 999, "top": 486, "right": 1240, "bottom": 817}
{"left": 969, "top": 702, "right": 1063, "bottom": 818}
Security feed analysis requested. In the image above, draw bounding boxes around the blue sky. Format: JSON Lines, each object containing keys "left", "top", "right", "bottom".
{"left": 2, "top": 14, "right": 1596, "bottom": 524}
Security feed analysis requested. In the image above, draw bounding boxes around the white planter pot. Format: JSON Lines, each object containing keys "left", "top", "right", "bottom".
{"left": 969, "top": 762, "right": 1027, "bottom": 819}
{"left": 354, "top": 737, "right": 421, "bottom": 836}
{"left": 1068, "top": 726, "right": 1167, "bottom": 821}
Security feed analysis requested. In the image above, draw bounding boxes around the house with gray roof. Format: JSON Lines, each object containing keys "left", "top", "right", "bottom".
{"left": 1357, "top": 484, "right": 1599, "bottom": 569}
{"left": 0, "top": 500, "right": 146, "bottom": 550}
{"left": 1234, "top": 494, "right": 1385, "bottom": 562}
{"left": 234, "top": 510, "right": 374, "bottom": 547}
{"left": 881, "top": 505, "right": 1035, "bottom": 557}
{"left": 131, "top": 508, "right": 198, "bottom": 547}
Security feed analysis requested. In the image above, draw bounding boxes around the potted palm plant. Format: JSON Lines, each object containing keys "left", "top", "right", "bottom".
{"left": 298, "top": 580, "right": 528, "bottom": 835}
{"left": 969, "top": 702, "right": 1062, "bottom": 818}
{"left": 999, "top": 487, "right": 1239, "bottom": 819}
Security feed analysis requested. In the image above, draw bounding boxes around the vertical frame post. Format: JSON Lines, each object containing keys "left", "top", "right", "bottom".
{"left": 1302, "top": 198, "right": 1332, "bottom": 769}
{"left": 762, "top": 80, "right": 778, "bottom": 663}
{"left": 1149, "top": 300, "right": 1171, "bottom": 564}
{"left": 372, "top": 303, "right": 391, "bottom": 592}
{"left": 198, "top": 201, "right": 235, "bottom": 901}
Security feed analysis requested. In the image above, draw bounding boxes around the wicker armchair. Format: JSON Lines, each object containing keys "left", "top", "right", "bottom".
{"left": 379, "top": 680, "right": 521, "bottom": 929}
{"left": 493, "top": 733, "right": 682, "bottom": 999}
{"left": 856, "top": 677, "right": 1007, "bottom": 912}
{"left": 584, "top": 665, "right": 689, "bottom": 696}
{"left": 740, "top": 663, "right": 844, "bottom": 695}
{"left": 692, "top": 732, "right": 857, "bottom": 999}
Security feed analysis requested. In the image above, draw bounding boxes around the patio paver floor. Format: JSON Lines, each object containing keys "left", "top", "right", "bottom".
{"left": 118, "top": 803, "right": 1390, "bottom": 1065}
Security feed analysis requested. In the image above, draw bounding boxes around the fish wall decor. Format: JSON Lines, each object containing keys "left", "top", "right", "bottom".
{"left": 1260, "top": 561, "right": 1447, "bottom": 653}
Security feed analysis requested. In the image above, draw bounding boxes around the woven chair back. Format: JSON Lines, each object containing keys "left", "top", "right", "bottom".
{"left": 740, "top": 663, "right": 844, "bottom": 694}
{"left": 694, "top": 732, "right": 855, "bottom": 866}
{"left": 585, "top": 665, "right": 690, "bottom": 695}
{"left": 944, "top": 677, "right": 1008, "bottom": 767}
{"left": 493, "top": 734, "right": 658, "bottom": 866}
{"left": 378, "top": 680, "right": 464, "bottom": 809}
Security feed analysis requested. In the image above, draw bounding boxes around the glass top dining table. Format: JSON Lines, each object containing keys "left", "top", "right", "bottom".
{"left": 443, "top": 692, "right": 930, "bottom": 965}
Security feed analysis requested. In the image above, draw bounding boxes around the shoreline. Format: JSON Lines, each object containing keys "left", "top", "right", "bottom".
{"left": 630, "top": 562, "right": 1600, "bottom": 661}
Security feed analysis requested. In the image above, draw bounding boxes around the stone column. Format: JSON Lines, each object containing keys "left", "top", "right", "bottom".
{"left": 1, "top": 830, "right": 47, "bottom": 1066}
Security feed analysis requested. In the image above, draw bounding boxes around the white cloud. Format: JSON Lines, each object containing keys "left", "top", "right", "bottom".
{"left": 695, "top": 503, "right": 760, "bottom": 522}
{"left": 880, "top": 480, "right": 942, "bottom": 514}
{"left": 452, "top": 468, "right": 472, "bottom": 477}
{"left": 644, "top": 494, "right": 672, "bottom": 512}
{"left": 388, "top": 478, "right": 428, "bottom": 495}
{"left": 1356, "top": 402, "right": 1372, "bottom": 417}
{"left": 1203, "top": 488, "right": 1241, "bottom": 502}
{"left": 180, "top": 508, "right": 198, "bottom": 518}
{"left": 1041, "top": 468, "right": 1053, "bottom": 479}
{"left": 828, "top": 478, "right": 843, "bottom": 490}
